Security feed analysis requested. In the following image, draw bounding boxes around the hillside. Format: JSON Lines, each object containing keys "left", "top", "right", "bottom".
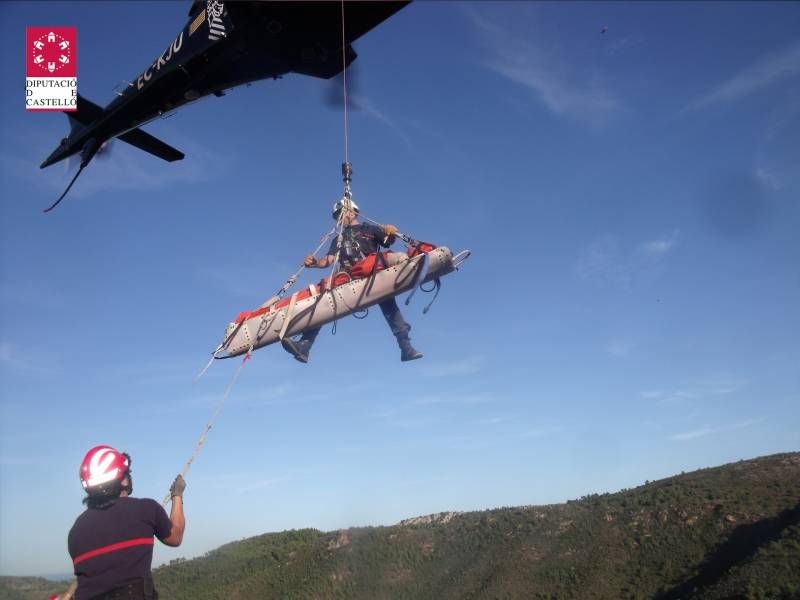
{"left": 4, "top": 453, "right": 798, "bottom": 599}
{"left": 0, "top": 577, "right": 65, "bottom": 600}
{"left": 153, "top": 452, "right": 800, "bottom": 599}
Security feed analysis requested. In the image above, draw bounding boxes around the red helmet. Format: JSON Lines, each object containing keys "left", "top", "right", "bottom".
{"left": 79, "top": 445, "right": 130, "bottom": 490}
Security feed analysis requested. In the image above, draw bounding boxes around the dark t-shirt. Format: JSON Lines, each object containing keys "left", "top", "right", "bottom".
{"left": 328, "top": 223, "right": 390, "bottom": 269}
{"left": 68, "top": 497, "right": 172, "bottom": 600}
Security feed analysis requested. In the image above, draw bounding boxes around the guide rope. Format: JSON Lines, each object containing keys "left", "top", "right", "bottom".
{"left": 163, "top": 349, "right": 252, "bottom": 506}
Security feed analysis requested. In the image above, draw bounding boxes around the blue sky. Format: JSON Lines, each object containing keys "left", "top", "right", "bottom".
{"left": 1, "top": 1, "right": 799, "bottom": 577}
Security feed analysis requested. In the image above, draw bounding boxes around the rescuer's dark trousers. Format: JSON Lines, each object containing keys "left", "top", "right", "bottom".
{"left": 89, "top": 577, "right": 158, "bottom": 600}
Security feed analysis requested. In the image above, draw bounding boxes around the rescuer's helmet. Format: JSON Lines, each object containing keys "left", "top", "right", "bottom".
{"left": 332, "top": 197, "right": 359, "bottom": 220}
{"left": 79, "top": 445, "right": 131, "bottom": 493}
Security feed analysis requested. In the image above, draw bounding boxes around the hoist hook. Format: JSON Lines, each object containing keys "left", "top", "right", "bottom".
{"left": 342, "top": 161, "right": 353, "bottom": 200}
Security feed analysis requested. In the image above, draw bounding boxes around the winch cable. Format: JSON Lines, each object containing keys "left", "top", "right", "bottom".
{"left": 340, "top": 0, "right": 350, "bottom": 167}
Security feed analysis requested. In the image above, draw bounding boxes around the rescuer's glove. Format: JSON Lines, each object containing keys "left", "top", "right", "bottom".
{"left": 383, "top": 224, "right": 398, "bottom": 239}
{"left": 170, "top": 475, "right": 186, "bottom": 499}
{"left": 304, "top": 255, "right": 317, "bottom": 268}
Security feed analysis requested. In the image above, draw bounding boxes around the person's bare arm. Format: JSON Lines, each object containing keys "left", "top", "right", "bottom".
{"left": 304, "top": 254, "right": 335, "bottom": 268}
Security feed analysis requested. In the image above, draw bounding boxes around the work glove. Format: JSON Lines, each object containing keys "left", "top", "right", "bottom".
{"left": 170, "top": 474, "right": 186, "bottom": 499}
{"left": 383, "top": 224, "right": 399, "bottom": 238}
{"left": 303, "top": 255, "right": 316, "bottom": 268}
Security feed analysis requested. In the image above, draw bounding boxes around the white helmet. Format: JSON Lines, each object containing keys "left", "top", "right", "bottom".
{"left": 332, "top": 197, "right": 359, "bottom": 220}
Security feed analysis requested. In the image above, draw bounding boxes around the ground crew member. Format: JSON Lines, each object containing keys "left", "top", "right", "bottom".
{"left": 68, "top": 445, "right": 186, "bottom": 599}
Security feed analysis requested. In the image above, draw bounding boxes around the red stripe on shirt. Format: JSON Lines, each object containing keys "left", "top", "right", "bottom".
{"left": 72, "top": 537, "right": 154, "bottom": 565}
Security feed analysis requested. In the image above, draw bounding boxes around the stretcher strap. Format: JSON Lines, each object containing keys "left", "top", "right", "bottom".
{"left": 278, "top": 292, "right": 299, "bottom": 341}
{"left": 404, "top": 252, "right": 431, "bottom": 307}
{"left": 423, "top": 278, "right": 442, "bottom": 314}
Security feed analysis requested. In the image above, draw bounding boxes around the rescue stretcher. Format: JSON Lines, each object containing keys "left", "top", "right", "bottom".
{"left": 217, "top": 245, "right": 469, "bottom": 358}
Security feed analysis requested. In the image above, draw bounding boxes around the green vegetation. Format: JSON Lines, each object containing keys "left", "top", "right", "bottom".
{"left": 0, "top": 576, "right": 65, "bottom": 600}
{"left": 5, "top": 453, "right": 799, "bottom": 599}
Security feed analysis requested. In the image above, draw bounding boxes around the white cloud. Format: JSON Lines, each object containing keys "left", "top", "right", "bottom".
{"left": 576, "top": 230, "right": 680, "bottom": 287}
{"left": 520, "top": 425, "right": 562, "bottom": 439}
{"left": 0, "top": 456, "right": 46, "bottom": 466}
{"left": 0, "top": 282, "right": 65, "bottom": 311}
{"left": 688, "top": 41, "right": 800, "bottom": 111}
{"left": 469, "top": 11, "right": 620, "bottom": 126}
{"left": 755, "top": 167, "right": 781, "bottom": 191}
{"left": 669, "top": 427, "right": 715, "bottom": 442}
{"left": 643, "top": 379, "right": 748, "bottom": 405}
{"left": 575, "top": 234, "right": 631, "bottom": 286}
{"left": 209, "top": 471, "right": 290, "bottom": 494}
{"left": 236, "top": 475, "right": 291, "bottom": 494}
{"left": 473, "top": 416, "right": 509, "bottom": 426}
{"left": 422, "top": 355, "right": 485, "bottom": 377}
{"left": 0, "top": 342, "right": 13, "bottom": 363}
{"left": 2, "top": 129, "right": 224, "bottom": 208}
{"left": 640, "top": 230, "right": 680, "bottom": 257}
{"left": 0, "top": 341, "right": 57, "bottom": 377}
{"left": 669, "top": 418, "right": 760, "bottom": 442}
{"left": 354, "top": 96, "right": 414, "bottom": 148}
{"left": 413, "top": 392, "right": 493, "bottom": 406}
{"left": 605, "top": 33, "right": 646, "bottom": 58}
{"left": 606, "top": 340, "right": 633, "bottom": 357}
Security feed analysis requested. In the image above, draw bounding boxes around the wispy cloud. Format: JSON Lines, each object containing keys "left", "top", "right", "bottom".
{"left": 194, "top": 261, "right": 292, "bottom": 301}
{"left": 687, "top": 41, "right": 800, "bottom": 111}
{"left": 469, "top": 10, "right": 620, "bottom": 126}
{"left": 604, "top": 33, "right": 646, "bottom": 58}
{"left": 413, "top": 392, "right": 493, "bottom": 406}
{"left": 422, "top": 355, "right": 485, "bottom": 377}
{"left": 640, "top": 230, "right": 680, "bottom": 257}
{"left": 576, "top": 230, "right": 679, "bottom": 287}
{"left": 606, "top": 340, "right": 634, "bottom": 357}
{"left": 0, "top": 281, "right": 65, "bottom": 311}
{"left": 354, "top": 96, "right": 414, "bottom": 148}
{"left": 237, "top": 475, "right": 291, "bottom": 494}
{"left": 473, "top": 416, "right": 510, "bottom": 426}
{"left": 2, "top": 129, "right": 224, "bottom": 204}
{"left": 520, "top": 424, "right": 562, "bottom": 439}
{"left": 643, "top": 379, "right": 748, "bottom": 405}
{"left": 669, "top": 418, "right": 761, "bottom": 442}
{"left": 575, "top": 234, "right": 631, "bottom": 286}
{"left": 0, "top": 341, "right": 58, "bottom": 377}
{"left": 0, "top": 455, "right": 47, "bottom": 466}
{"left": 210, "top": 471, "right": 291, "bottom": 494}
{"left": 754, "top": 166, "right": 781, "bottom": 191}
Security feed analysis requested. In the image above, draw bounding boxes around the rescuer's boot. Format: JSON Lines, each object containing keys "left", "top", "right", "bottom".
{"left": 397, "top": 333, "right": 423, "bottom": 362}
{"left": 281, "top": 329, "right": 319, "bottom": 363}
{"left": 380, "top": 299, "right": 423, "bottom": 362}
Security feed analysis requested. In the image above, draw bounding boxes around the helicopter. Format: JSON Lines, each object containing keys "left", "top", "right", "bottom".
{"left": 39, "top": 0, "right": 409, "bottom": 212}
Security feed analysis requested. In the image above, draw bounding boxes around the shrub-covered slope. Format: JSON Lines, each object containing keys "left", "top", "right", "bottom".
{"left": 151, "top": 452, "right": 800, "bottom": 599}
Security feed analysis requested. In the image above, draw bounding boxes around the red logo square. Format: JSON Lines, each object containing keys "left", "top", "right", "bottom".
{"left": 27, "top": 27, "right": 77, "bottom": 77}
